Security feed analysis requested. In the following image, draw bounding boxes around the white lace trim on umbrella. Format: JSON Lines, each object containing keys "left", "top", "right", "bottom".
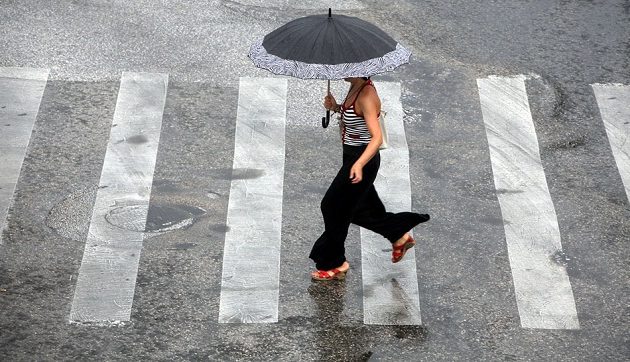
{"left": 248, "top": 40, "right": 412, "bottom": 80}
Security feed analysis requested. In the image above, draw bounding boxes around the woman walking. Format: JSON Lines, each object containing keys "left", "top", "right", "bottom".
{"left": 309, "top": 77, "right": 430, "bottom": 281}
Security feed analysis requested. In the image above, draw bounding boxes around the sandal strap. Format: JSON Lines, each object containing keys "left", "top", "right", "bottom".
{"left": 393, "top": 236, "right": 415, "bottom": 251}
{"left": 392, "top": 243, "right": 406, "bottom": 251}
{"left": 313, "top": 268, "right": 344, "bottom": 279}
{"left": 392, "top": 236, "right": 416, "bottom": 261}
{"left": 314, "top": 270, "right": 334, "bottom": 278}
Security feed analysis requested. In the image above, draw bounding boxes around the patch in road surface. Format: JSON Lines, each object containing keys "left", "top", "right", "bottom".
{"left": 46, "top": 186, "right": 206, "bottom": 240}
{"left": 46, "top": 186, "right": 98, "bottom": 242}
{"left": 107, "top": 203, "right": 206, "bottom": 234}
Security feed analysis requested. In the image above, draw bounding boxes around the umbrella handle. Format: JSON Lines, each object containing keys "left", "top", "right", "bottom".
{"left": 322, "top": 110, "right": 330, "bottom": 128}
{"left": 322, "top": 79, "right": 331, "bottom": 128}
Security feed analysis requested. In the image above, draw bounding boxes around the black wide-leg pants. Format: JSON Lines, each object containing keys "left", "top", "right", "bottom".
{"left": 309, "top": 145, "right": 429, "bottom": 270}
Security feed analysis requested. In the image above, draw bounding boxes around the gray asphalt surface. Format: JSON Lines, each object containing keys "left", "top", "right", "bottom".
{"left": 1, "top": 0, "right": 629, "bottom": 361}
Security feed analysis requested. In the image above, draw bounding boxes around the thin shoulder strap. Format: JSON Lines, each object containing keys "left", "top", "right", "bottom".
{"left": 348, "top": 79, "right": 374, "bottom": 108}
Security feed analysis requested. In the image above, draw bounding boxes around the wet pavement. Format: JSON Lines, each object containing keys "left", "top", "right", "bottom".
{"left": 1, "top": 1, "right": 629, "bottom": 361}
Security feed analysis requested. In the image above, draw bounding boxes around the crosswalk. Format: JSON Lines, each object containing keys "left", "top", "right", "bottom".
{"left": 70, "top": 72, "right": 168, "bottom": 322}
{"left": 218, "top": 77, "right": 287, "bottom": 323}
{"left": 0, "top": 67, "right": 49, "bottom": 245}
{"left": 478, "top": 75, "right": 579, "bottom": 329}
{"left": 0, "top": 67, "right": 628, "bottom": 329}
{"left": 361, "top": 82, "right": 422, "bottom": 325}
{"left": 591, "top": 84, "right": 630, "bottom": 202}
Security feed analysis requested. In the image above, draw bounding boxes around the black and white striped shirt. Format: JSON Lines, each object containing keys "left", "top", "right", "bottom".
{"left": 341, "top": 105, "right": 372, "bottom": 146}
{"left": 340, "top": 81, "right": 375, "bottom": 146}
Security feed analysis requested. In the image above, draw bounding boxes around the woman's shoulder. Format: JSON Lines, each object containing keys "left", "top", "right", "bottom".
{"left": 355, "top": 83, "right": 381, "bottom": 115}
{"left": 359, "top": 83, "right": 379, "bottom": 99}
{"left": 358, "top": 83, "right": 380, "bottom": 104}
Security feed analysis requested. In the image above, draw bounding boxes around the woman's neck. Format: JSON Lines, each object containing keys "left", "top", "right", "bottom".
{"left": 349, "top": 78, "right": 366, "bottom": 88}
{"left": 348, "top": 79, "right": 367, "bottom": 95}
{"left": 343, "top": 78, "right": 368, "bottom": 105}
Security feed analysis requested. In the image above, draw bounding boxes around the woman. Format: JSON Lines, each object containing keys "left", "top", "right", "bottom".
{"left": 309, "top": 77, "right": 430, "bottom": 281}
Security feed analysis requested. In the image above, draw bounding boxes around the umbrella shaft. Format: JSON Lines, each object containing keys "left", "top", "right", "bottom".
{"left": 323, "top": 79, "right": 331, "bottom": 128}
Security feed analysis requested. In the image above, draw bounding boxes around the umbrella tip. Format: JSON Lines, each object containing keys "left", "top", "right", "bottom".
{"left": 328, "top": 8, "right": 331, "bottom": 17}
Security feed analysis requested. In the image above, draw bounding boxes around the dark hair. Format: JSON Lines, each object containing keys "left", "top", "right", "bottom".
{"left": 362, "top": 77, "right": 370, "bottom": 80}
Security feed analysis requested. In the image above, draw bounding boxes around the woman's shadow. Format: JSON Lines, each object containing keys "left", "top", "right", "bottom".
{"left": 307, "top": 280, "right": 374, "bottom": 361}
{"left": 306, "top": 277, "right": 429, "bottom": 361}
{"left": 307, "top": 280, "right": 347, "bottom": 325}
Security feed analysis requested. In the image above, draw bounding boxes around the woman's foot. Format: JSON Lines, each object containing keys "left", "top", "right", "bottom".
{"left": 311, "top": 261, "right": 350, "bottom": 281}
{"left": 392, "top": 233, "right": 416, "bottom": 263}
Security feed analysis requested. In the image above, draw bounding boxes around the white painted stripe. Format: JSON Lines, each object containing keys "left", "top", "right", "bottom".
{"left": 360, "top": 82, "right": 422, "bottom": 325}
{"left": 70, "top": 72, "right": 168, "bottom": 323}
{"left": 0, "top": 67, "right": 50, "bottom": 81}
{"left": 591, "top": 84, "right": 630, "bottom": 202}
{"left": 218, "top": 77, "right": 287, "bottom": 323}
{"left": 0, "top": 67, "right": 49, "bottom": 244}
{"left": 477, "top": 75, "right": 579, "bottom": 329}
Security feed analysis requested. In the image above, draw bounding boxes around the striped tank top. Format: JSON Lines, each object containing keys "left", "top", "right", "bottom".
{"left": 341, "top": 80, "right": 374, "bottom": 146}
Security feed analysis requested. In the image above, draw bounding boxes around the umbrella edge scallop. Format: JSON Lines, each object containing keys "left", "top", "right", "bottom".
{"left": 248, "top": 39, "right": 412, "bottom": 80}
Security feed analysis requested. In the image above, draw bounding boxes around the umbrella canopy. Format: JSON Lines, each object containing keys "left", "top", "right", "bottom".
{"left": 249, "top": 10, "right": 411, "bottom": 80}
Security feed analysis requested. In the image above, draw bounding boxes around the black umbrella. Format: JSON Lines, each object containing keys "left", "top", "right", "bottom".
{"left": 249, "top": 8, "right": 411, "bottom": 127}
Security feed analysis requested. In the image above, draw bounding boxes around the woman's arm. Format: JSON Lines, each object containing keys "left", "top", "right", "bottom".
{"left": 323, "top": 93, "right": 340, "bottom": 112}
{"left": 349, "top": 87, "right": 382, "bottom": 184}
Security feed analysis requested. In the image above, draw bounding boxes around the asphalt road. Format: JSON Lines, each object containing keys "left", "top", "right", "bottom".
{"left": 1, "top": 1, "right": 629, "bottom": 361}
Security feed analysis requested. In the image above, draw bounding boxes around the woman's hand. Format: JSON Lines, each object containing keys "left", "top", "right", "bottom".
{"left": 324, "top": 93, "right": 338, "bottom": 111}
{"left": 349, "top": 162, "right": 363, "bottom": 184}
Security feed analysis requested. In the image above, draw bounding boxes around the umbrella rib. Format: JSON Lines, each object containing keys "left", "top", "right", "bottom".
{"left": 264, "top": 17, "right": 318, "bottom": 57}
{"left": 334, "top": 23, "right": 369, "bottom": 64}
{"left": 285, "top": 18, "right": 326, "bottom": 63}
{"left": 310, "top": 19, "right": 331, "bottom": 64}
{"left": 342, "top": 23, "right": 396, "bottom": 61}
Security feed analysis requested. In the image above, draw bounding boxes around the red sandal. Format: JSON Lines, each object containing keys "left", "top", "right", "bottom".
{"left": 311, "top": 267, "right": 348, "bottom": 281}
{"left": 392, "top": 235, "right": 416, "bottom": 263}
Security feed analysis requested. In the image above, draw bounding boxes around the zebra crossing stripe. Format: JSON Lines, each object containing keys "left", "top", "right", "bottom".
{"left": 477, "top": 75, "right": 579, "bottom": 329}
{"left": 70, "top": 72, "right": 168, "bottom": 323}
{"left": 218, "top": 77, "right": 287, "bottom": 323}
{"left": 360, "top": 82, "right": 422, "bottom": 325}
{"left": 591, "top": 84, "right": 630, "bottom": 203}
{"left": 0, "top": 67, "right": 49, "bottom": 244}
